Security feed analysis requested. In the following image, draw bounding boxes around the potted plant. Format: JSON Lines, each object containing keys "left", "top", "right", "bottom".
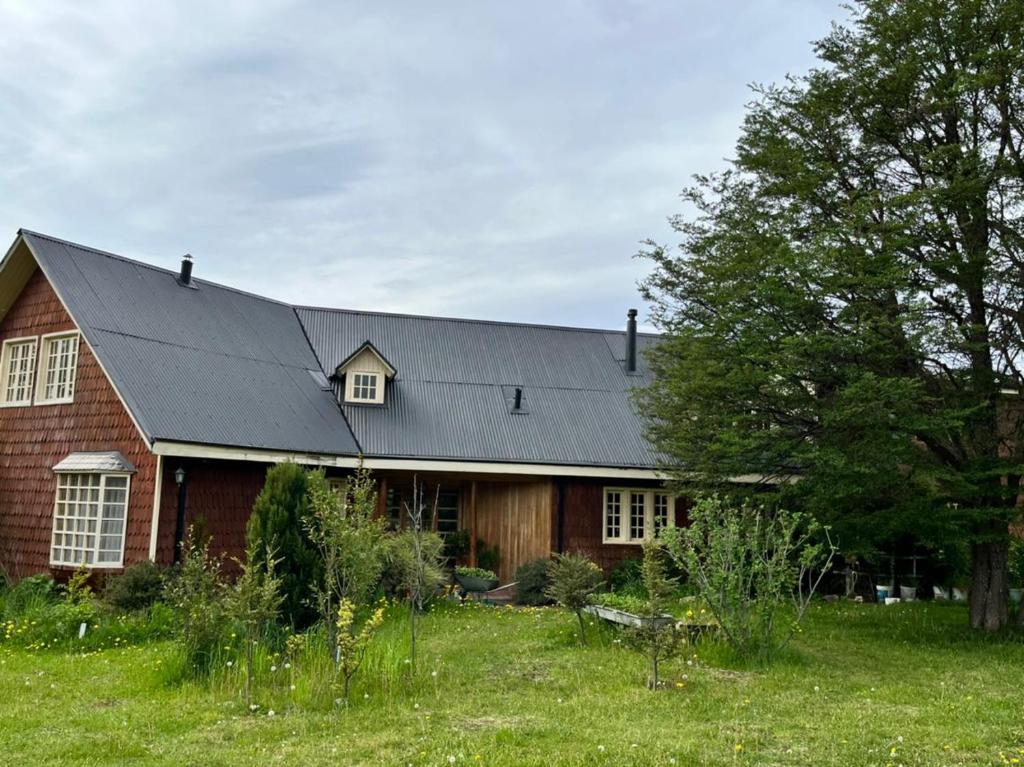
{"left": 454, "top": 566, "right": 499, "bottom": 593}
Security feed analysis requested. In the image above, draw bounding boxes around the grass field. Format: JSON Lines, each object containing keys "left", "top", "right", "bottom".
{"left": 2, "top": 601, "right": 1023, "bottom": 766}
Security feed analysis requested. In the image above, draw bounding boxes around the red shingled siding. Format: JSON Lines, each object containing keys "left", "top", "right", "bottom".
{"left": 560, "top": 479, "right": 689, "bottom": 572}
{"left": 154, "top": 458, "right": 269, "bottom": 568}
{"left": 0, "top": 269, "right": 157, "bottom": 578}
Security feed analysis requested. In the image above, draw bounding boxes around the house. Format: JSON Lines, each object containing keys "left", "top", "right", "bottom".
{"left": 0, "top": 230, "right": 684, "bottom": 583}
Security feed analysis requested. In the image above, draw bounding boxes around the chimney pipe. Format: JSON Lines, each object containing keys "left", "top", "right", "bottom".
{"left": 626, "top": 308, "right": 638, "bottom": 373}
{"left": 513, "top": 387, "right": 523, "bottom": 411}
{"left": 178, "top": 254, "right": 193, "bottom": 286}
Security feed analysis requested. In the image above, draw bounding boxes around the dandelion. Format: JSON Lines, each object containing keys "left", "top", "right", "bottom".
{"left": 290, "top": 685, "right": 296, "bottom": 691}
{"left": 448, "top": 756, "right": 456, "bottom": 764}
{"left": 414, "top": 703, "right": 420, "bottom": 709}
{"left": 226, "top": 661, "right": 233, "bottom": 667}
{"left": 284, "top": 662, "right": 291, "bottom": 669}
{"left": 267, "top": 709, "right": 275, "bottom": 717}
{"left": 597, "top": 745, "right": 605, "bottom": 753}
{"left": 270, "top": 665, "right": 277, "bottom": 673}
{"left": 249, "top": 703, "right": 259, "bottom": 711}
{"left": 735, "top": 744, "right": 743, "bottom": 753}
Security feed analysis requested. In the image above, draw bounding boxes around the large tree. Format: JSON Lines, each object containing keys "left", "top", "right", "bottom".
{"left": 639, "top": 0, "right": 1024, "bottom": 630}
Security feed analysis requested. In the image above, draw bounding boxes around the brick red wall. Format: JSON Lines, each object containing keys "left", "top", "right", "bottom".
{"left": 0, "top": 269, "right": 157, "bottom": 578}
{"left": 155, "top": 458, "right": 270, "bottom": 567}
{"left": 559, "top": 478, "right": 689, "bottom": 572}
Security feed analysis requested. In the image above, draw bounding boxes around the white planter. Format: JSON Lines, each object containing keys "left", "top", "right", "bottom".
{"left": 585, "top": 604, "right": 674, "bottom": 629}
{"left": 899, "top": 585, "right": 917, "bottom": 602}
{"left": 932, "top": 586, "right": 950, "bottom": 601}
{"left": 952, "top": 588, "right": 968, "bottom": 602}
{"left": 1010, "top": 588, "right": 1023, "bottom": 605}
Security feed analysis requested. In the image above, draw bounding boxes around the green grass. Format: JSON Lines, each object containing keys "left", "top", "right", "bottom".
{"left": 2, "top": 601, "right": 1023, "bottom": 766}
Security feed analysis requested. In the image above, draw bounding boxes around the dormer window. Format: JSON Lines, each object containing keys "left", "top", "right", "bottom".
{"left": 334, "top": 341, "right": 396, "bottom": 406}
{"left": 347, "top": 371, "right": 383, "bottom": 404}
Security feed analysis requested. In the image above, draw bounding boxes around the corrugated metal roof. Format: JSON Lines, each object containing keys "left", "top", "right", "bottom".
{"left": 53, "top": 451, "right": 135, "bottom": 473}
{"left": 21, "top": 231, "right": 359, "bottom": 456}
{"left": 298, "top": 307, "right": 661, "bottom": 468}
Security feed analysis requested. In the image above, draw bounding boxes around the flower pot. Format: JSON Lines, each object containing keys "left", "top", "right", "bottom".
{"left": 875, "top": 585, "right": 890, "bottom": 602}
{"left": 1010, "top": 588, "right": 1023, "bottom": 605}
{"left": 899, "top": 585, "right": 917, "bottom": 602}
{"left": 454, "top": 573, "right": 499, "bottom": 593}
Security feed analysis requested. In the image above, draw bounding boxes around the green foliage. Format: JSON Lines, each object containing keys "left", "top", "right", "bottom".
{"left": 513, "top": 558, "right": 552, "bottom": 606}
{"left": 334, "top": 598, "right": 385, "bottom": 703}
{"left": 454, "top": 566, "right": 496, "bottom": 581}
{"left": 164, "top": 530, "right": 229, "bottom": 677}
{"left": 545, "top": 552, "right": 604, "bottom": 646}
{"left": 104, "top": 560, "right": 165, "bottom": 612}
{"left": 628, "top": 541, "right": 682, "bottom": 690}
{"left": 306, "top": 465, "right": 387, "bottom": 666}
{"left": 638, "top": 0, "right": 1024, "bottom": 631}
{"left": 227, "top": 543, "right": 284, "bottom": 708}
{"left": 475, "top": 540, "right": 500, "bottom": 574}
{"left": 0, "top": 574, "right": 56, "bottom": 619}
{"left": 380, "top": 530, "right": 447, "bottom": 606}
{"left": 664, "top": 497, "right": 833, "bottom": 663}
{"left": 1010, "top": 537, "right": 1024, "bottom": 588}
{"left": 608, "top": 558, "right": 644, "bottom": 595}
{"left": 247, "top": 462, "right": 320, "bottom": 628}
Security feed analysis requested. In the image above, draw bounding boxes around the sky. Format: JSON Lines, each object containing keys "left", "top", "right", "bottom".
{"left": 0, "top": 1, "right": 843, "bottom": 331}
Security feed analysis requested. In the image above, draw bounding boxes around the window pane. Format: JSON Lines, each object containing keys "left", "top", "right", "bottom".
{"left": 3, "top": 340, "right": 37, "bottom": 404}
{"left": 629, "top": 492, "right": 645, "bottom": 540}
{"left": 41, "top": 334, "right": 79, "bottom": 401}
{"left": 654, "top": 494, "right": 670, "bottom": 534}
{"left": 605, "top": 491, "right": 622, "bottom": 540}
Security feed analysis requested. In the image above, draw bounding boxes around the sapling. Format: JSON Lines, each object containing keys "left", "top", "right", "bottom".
{"left": 335, "top": 597, "right": 385, "bottom": 704}
{"left": 629, "top": 540, "right": 681, "bottom": 690}
{"left": 545, "top": 552, "right": 604, "bottom": 645}
{"left": 227, "top": 541, "right": 283, "bottom": 709}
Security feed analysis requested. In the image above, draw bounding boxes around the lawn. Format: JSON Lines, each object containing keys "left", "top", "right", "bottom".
{"left": 2, "top": 601, "right": 1023, "bottom": 766}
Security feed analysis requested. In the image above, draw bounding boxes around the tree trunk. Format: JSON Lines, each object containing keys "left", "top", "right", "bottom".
{"left": 969, "top": 521, "right": 1009, "bottom": 631}
{"left": 575, "top": 610, "right": 587, "bottom": 646}
{"left": 1017, "top": 597, "right": 1024, "bottom": 628}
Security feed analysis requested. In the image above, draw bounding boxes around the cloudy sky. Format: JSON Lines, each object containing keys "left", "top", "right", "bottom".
{"left": 0, "top": 1, "right": 841, "bottom": 330}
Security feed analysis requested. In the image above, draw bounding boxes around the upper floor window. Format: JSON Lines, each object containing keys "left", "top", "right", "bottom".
{"left": 348, "top": 371, "right": 382, "bottom": 403}
{"left": 0, "top": 336, "right": 38, "bottom": 407}
{"left": 36, "top": 332, "right": 79, "bottom": 405}
{"left": 603, "top": 488, "right": 674, "bottom": 544}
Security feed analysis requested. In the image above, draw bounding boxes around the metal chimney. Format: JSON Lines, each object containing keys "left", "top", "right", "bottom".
{"left": 178, "top": 254, "right": 194, "bottom": 286}
{"left": 625, "top": 308, "right": 638, "bottom": 373}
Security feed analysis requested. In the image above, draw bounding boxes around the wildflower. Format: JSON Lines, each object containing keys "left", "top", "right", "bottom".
{"left": 597, "top": 745, "right": 605, "bottom": 753}
{"left": 226, "top": 661, "right": 233, "bottom": 667}
{"left": 414, "top": 703, "right": 420, "bottom": 709}
{"left": 267, "top": 710, "right": 275, "bottom": 717}
{"left": 431, "top": 670, "right": 438, "bottom": 678}
{"left": 735, "top": 744, "right": 743, "bottom": 753}
{"left": 448, "top": 757, "right": 456, "bottom": 764}
{"left": 290, "top": 684, "right": 296, "bottom": 691}
{"left": 284, "top": 662, "right": 291, "bottom": 669}
{"left": 249, "top": 703, "right": 259, "bottom": 711}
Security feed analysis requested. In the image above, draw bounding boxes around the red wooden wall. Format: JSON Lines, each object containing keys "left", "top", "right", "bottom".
{"left": 0, "top": 269, "right": 157, "bottom": 577}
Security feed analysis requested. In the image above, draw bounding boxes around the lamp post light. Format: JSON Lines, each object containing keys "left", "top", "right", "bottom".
{"left": 173, "top": 467, "right": 188, "bottom": 563}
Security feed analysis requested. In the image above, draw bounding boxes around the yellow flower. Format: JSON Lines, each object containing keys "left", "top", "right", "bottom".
{"left": 735, "top": 744, "right": 743, "bottom": 753}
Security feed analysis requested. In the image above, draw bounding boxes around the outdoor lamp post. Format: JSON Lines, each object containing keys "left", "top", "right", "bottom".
{"left": 173, "top": 467, "right": 188, "bottom": 563}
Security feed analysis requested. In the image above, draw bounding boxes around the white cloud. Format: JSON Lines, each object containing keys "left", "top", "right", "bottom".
{"left": 0, "top": 0, "right": 841, "bottom": 329}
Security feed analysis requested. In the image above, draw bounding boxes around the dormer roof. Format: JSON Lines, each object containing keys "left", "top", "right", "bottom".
{"left": 334, "top": 341, "right": 397, "bottom": 379}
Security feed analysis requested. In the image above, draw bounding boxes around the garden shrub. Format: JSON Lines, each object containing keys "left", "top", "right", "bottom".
{"left": 663, "top": 495, "right": 834, "bottom": 663}
{"left": 609, "top": 558, "right": 644, "bottom": 594}
{"left": 514, "top": 558, "right": 552, "bottom": 605}
{"left": 104, "top": 560, "right": 165, "bottom": 612}
{"left": 545, "top": 552, "right": 604, "bottom": 645}
{"left": 380, "top": 529, "right": 446, "bottom": 605}
{"left": 0, "top": 573, "right": 56, "bottom": 619}
{"left": 247, "top": 461, "right": 321, "bottom": 628}
{"left": 227, "top": 542, "right": 284, "bottom": 708}
{"left": 476, "top": 540, "right": 500, "bottom": 574}
{"left": 165, "top": 531, "right": 229, "bottom": 677}
{"left": 628, "top": 540, "right": 681, "bottom": 690}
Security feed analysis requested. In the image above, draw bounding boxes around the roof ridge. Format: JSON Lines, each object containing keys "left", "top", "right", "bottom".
{"left": 18, "top": 229, "right": 293, "bottom": 309}
{"left": 295, "top": 304, "right": 660, "bottom": 337}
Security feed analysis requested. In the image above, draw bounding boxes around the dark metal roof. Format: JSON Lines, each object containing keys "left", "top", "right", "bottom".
{"left": 297, "top": 307, "right": 660, "bottom": 468}
{"left": 20, "top": 231, "right": 359, "bottom": 456}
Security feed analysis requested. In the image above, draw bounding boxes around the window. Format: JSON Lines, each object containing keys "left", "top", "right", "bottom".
{"left": 346, "top": 371, "right": 383, "bottom": 404}
{"left": 0, "top": 336, "right": 38, "bottom": 406}
{"left": 36, "top": 332, "right": 79, "bottom": 405}
{"left": 603, "top": 488, "right": 674, "bottom": 544}
{"left": 50, "top": 473, "right": 130, "bottom": 567}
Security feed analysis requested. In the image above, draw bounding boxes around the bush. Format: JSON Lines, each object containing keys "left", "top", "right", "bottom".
{"left": 248, "top": 461, "right": 321, "bottom": 628}
{"left": 609, "top": 558, "right": 644, "bottom": 594}
{"left": 0, "top": 573, "right": 56, "bottom": 619}
{"left": 514, "top": 558, "right": 552, "bottom": 605}
{"left": 455, "top": 566, "right": 497, "bottom": 581}
{"left": 476, "top": 540, "right": 500, "bottom": 574}
{"left": 104, "top": 560, "right": 165, "bottom": 612}
{"left": 164, "top": 532, "right": 229, "bottom": 677}
{"left": 629, "top": 541, "right": 681, "bottom": 690}
{"left": 664, "top": 496, "right": 834, "bottom": 663}
{"left": 380, "top": 530, "right": 447, "bottom": 606}
{"left": 545, "top": 552, "right": 604, "bottom": 645}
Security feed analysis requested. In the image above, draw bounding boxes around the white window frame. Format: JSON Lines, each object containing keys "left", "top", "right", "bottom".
{"left": 602, "top": 487, "right": 675, "bottom": 544}
{"left": 35, "top": 331, "right": 80, "bottom": 406}
{"left": 345, "top": 370, "right": 384, "bottom": 404}
{"left": 0, "top": 335, "right": 38, "bottom": 407}
{"left": 50, "top": 472, "right": 131, "bottom": 569}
